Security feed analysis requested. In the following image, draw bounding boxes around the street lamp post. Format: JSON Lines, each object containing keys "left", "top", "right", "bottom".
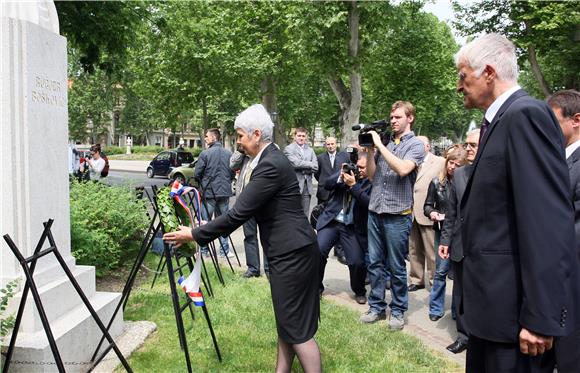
{"left": 270, "top": 111, "right": 278, "bottom": 144}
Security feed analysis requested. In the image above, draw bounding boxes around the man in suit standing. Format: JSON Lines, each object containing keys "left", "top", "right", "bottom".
{"left": 315, "top": 137, "right": 349, "bottom": 205}
{"left": 547, "top": 89, "right": 580, "bottom": 372}
{"left": 455, "top": 34, "right": 576, "bottom": 371}
{"left": 164, "top": 104, "right": 321, "bottom": 372}
{"left": 408, "top": 136, "right": 444, "bottom": 292}
{"left": 315, "top": 137, "right": 350, "bottom": 264}
{"left": 284, "top": 128, "right": 318, "bottom": 216}
{"left": 438, "top": 128, "right": 479, "bottom": 354}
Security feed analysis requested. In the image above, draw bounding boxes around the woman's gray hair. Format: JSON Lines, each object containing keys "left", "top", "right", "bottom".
{"left": 455, "top": 33, "right": 518, "bottom": 82}
{"left": 234, "top": 104, "right": 274, "bottom": 142}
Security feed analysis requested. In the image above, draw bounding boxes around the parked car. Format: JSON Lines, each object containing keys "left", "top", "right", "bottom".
{"left": 146, "top": 149, "right": 194, "bottom": 178}
{"left": 168, "top": 160, "right": 198, "bottom": 186}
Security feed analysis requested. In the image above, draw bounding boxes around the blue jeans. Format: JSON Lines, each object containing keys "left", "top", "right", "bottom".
{"left": 367, "top": 212, "right": 412, "bottom": 316}
{"left": 200, "top": 197, "right": 230, "bottom": 255}
{"left": 429, "top": 230, "right": 450, "bottom": 317}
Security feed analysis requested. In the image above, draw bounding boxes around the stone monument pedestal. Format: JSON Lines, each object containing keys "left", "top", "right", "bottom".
{"left": 1, "top": 15, "right": 124, "bottom": 372}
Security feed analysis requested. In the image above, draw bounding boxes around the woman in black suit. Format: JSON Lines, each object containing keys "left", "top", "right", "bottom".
{"left": 164, "top": 104, "right": 321, "bottom": 372}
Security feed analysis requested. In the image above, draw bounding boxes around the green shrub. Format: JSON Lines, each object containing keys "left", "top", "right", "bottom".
{"left": 314, "top": 146, "right": 326, "bottom": 155}
{"left": 70, "top": 180, "right": 150, "bottom": 276}
{"left": 1, "top": 279, "right": 18, "bottom": 338}
{"left": 103, "top": 146, "right": 124, "bottom": 155}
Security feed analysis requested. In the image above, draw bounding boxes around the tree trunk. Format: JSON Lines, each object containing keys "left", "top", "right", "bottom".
{"left": 202, "top": 96, "right": 209, "bottom": 134}
{"left": 527, "top": 45, "right": 551, "bottom": 97}
{"left": 523, "top": 20, "right": 551, "bottom": 97}
{"left": 327, "top": 1, "right": 361, "bottom": 147}
{"left": 261, "top": 75, "right": 287, "bottom": 146}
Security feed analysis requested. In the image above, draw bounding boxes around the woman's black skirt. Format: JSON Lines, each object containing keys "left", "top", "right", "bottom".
{"left": 268, "top": 242, "right": 320, "bottom": 344}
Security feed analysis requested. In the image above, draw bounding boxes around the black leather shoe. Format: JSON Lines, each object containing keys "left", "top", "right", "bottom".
{"left": 337, "top": 255, "right": 348, "bottom": 265}
{"left": 429, "top": 314, "right": 442, "bottom": 322}
{"left": 354, "top": 294, "right": 367, "bottom": 304}
{"left": 242, "top": 270, "right": 260, "bottom": 278}
{"left": 408, "top": 284, "right": 425, "bottom": 292}
{"left": 446, "top": 338, "right": 468, "bottom": 354}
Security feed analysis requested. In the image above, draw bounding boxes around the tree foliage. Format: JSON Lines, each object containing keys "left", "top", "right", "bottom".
{"left": 63, "top": 0, "right": 478, "bottom": 146}
{"left": 452, "top": 0, "right": 580, "bottom": 96}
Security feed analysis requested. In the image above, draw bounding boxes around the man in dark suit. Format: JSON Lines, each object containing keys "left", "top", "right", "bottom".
{"left": 438, "top": 128, "right": 479, "bottom": 354}
{"left": 455, "top": 34, "right": 576, "bottom": 371}
{"left": 164, "top": 104, "right": 322, "bottom": 372}
{"left": 547, "top": 89, "right": 580, "bottom": 372}
{"left": 315, "top": 137, "right": 349, "bottom": 204}
{"left": 316, "top": 153, "right": 371, "bottom": 304}
{"left": 315, "top": 137, "right": 350, "bottom": 264}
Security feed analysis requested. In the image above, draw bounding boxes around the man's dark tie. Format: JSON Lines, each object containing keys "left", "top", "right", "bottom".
{"left": 479, "top": 117, "right": 490, "bottom": 144}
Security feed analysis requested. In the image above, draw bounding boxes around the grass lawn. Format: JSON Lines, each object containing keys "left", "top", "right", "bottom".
{"left": 119, "top": 254, "right": 461, "bottom": 372}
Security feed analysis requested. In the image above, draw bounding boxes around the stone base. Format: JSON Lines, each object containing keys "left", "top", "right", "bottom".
{"left": 1, "top": 267, "right": 124, "bottom": 373}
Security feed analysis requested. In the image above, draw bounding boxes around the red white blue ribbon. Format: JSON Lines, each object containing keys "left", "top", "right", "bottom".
{"left": 170, "top": 180, "right": 205, "bottom": 307}
{"left": 178, "top": 275, "right": 205, "bottom": 307}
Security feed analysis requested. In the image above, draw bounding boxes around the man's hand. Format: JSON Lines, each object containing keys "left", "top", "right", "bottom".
{"left": 430, "top": 211, "right": 440, "bottom": 222}
{"left": 163, "top": 225, "right": 194, "bottom": 248}
{"left": 519, "top": 328, "right": 553, "bottom": 356}
{"left": 438, "top": 245, "right": 449, "bottom": 260}
{"left": 342, "top": 171, "right": 356, "bottom": 187}
{"left": 369, "top": 130, "right": 382, "bottom": 148}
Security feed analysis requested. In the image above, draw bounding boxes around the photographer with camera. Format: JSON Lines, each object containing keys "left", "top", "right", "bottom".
{"left": 80, "top": 144, "right": 106, "bottom": 181}
{"left": 284, "top": 128, "right": 318, "bottom": 216}
{"left": 316, "top": 147, "right": 371, "bottom": 304}
{"left": 359, "top": 101, "right": 425, "bottom": 330}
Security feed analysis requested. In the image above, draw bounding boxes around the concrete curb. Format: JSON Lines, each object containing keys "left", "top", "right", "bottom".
{"left": 93, "top": 320, "right": 157, "bottom": 373}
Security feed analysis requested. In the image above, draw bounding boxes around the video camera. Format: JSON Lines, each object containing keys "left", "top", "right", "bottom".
{"left": 352, "top": 119, "right": 389, "bottom": 147}
{"left": 341, "top": 146, "right": 360, "bottom": 179}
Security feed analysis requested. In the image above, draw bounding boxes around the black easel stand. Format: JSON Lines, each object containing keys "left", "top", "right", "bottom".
{"left": 2, "top": 220, "right": 132, "bottom": 373}
{"left": 92, "top": 185, "right": 217, "bottom": 363}
{"left": 149, "top": 185, "right": 222, "bottom": 367}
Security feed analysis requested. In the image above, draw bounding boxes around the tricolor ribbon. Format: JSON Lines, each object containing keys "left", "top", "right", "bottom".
{"left": 170, "top": 180, "right": 205, "bottom": 307}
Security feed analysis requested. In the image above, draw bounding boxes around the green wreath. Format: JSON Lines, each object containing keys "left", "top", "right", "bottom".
{"left": 156, "top": 187, "right": 197, "bottom": 257}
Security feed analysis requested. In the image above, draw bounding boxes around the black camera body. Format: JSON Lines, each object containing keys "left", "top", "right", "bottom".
{"left": 341, "top": 146, "right": 360, "bottom": 178}
{"left": 352, "top": 119, "right": 389, "bottom": 147}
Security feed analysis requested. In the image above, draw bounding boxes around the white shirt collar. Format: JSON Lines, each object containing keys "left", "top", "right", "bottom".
{"left": 485, "top": 85, "right": 521, "bottom": 123}
{"left": 249, "top": 143, "right": 270, "bottom": 169}
{"left": 566, "top": 139, "right": 580, "bottom": 159}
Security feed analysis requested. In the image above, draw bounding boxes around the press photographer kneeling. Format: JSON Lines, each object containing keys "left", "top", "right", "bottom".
{"left": 316, "top": 147, "right": 372, "bottom": 304}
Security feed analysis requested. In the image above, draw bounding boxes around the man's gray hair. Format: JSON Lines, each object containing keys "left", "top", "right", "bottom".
{"left": 234, "top": 104, "right": 274, "bottom": 142}
{"left": 467, "top": 128, "right": 481, "bottom": 138}
{"left": 455, "top": 33, "right": 518, "bottom": 82}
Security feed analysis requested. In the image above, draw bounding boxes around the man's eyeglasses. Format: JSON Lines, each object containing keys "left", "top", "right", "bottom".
{"left": 464, "top": 142, "right": 478, "bottom": 149}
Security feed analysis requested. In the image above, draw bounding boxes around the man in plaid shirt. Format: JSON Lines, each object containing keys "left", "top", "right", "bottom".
{"left": 359, "top": 101, "right": 426, "bottom": 330}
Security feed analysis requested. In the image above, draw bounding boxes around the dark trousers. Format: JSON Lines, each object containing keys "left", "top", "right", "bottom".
{"left": 466, "top": 335, "right": 556, "bottom": 373}
{"left": 452, "top": 261, "right": 468, "bottom": 342}
{"left": 555, "top": 320, "right": 580, "bottom": 372}
{"left": 243, "top": 216, "right": 268, "bottom": 275}
{"left": 317, "top": 221, "right": 366, "bottom": 296}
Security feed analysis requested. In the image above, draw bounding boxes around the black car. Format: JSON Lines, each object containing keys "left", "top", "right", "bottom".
{"left": 146, "top": 149, "right": 194, "bottom": 178}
